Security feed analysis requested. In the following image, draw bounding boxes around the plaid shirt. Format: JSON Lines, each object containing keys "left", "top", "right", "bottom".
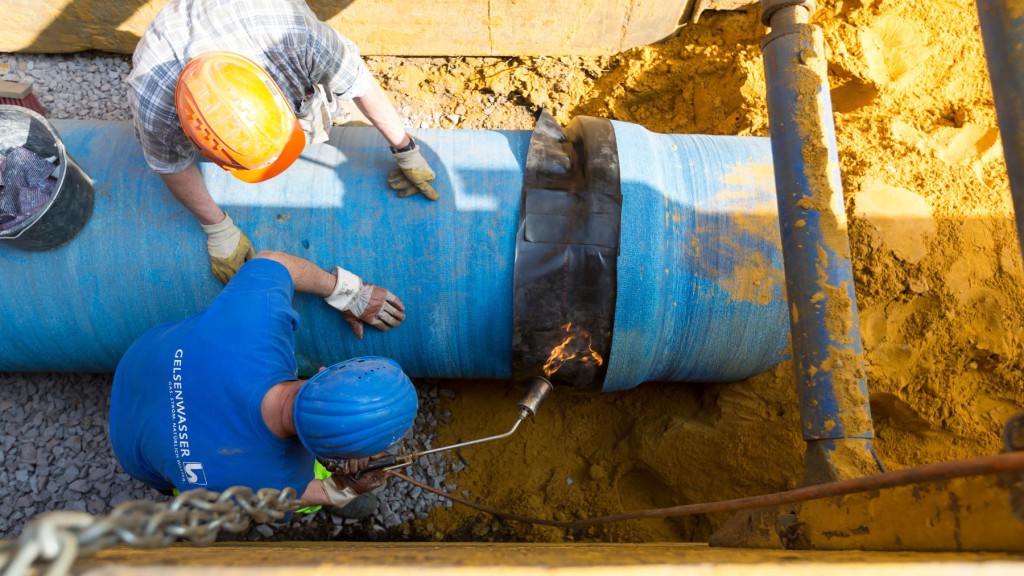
{"left": 127, "top": 0, "right": 372, "bottom": 174}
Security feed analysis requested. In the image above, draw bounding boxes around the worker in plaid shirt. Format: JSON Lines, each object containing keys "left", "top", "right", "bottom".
{"left": 128, "top": 0, "right": 439, "bottom": 284}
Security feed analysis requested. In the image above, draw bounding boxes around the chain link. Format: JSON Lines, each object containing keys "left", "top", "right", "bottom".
{"left": 0, "top": 486, "right": 303, "bottom": 576}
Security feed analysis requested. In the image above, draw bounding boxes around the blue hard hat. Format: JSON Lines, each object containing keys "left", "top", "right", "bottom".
{"left": 293, "top": 357, "right": 418, "bottom": 459}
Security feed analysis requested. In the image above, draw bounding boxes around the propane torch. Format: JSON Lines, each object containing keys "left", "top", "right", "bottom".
{"left": 352, "top": 376, "right": 554, "bottom": 477}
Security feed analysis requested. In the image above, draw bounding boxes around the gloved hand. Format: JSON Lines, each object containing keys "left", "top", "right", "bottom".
{"left": 306, "top": 469, "right": 388, "bottom": 508}
{"left": 340, "top": 456, "right": 372, "bottom": 475}
{"left": 297, "top": 84, "right": 342, "bottom": 145}
{"left": 317, "top": 476, "right": 359, "bottom": 508}
{"left": 335, "top": 468, "right": 389, "bottom": 494}
{"left": 388, "top": 138, "right": 439, "bottom": 201}
{"left": 324, "top": 267, "right": 406, "bottom": 339}
{"left": 200, "top": 212, "right": 255, "bottom": 284}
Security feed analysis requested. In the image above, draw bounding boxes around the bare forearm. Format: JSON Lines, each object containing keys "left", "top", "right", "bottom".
{"left": 353, "top": 81, "right": 410, "bottom": 148}
{"left": 159, "top": 163, "right": 224, "bottom": 225}
{"left": 254, "top": 251, "right": 337, "bottom": 297}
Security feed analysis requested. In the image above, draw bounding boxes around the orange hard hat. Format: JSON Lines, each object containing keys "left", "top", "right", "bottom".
{"left": 175, "top": 52, "right": 304, "bottom": 183}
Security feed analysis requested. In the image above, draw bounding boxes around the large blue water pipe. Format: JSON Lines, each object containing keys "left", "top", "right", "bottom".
{"left": 760, "top": 0, "right": 883, "bottom": 481}
{"left": 0, "top": 118, "right": 790, "bottom": 392}
{"left": 976, "top": 0, "right": 1024, "bottom": 257}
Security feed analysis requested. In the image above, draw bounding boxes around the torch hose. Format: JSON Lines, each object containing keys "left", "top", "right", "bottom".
{"left": 388, "top": 450, "right": 1024, "bottom": 529}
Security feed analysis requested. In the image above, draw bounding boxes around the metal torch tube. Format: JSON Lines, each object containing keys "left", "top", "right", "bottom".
{"left": 412, "top": 418, "right": 524, "bottom": 461}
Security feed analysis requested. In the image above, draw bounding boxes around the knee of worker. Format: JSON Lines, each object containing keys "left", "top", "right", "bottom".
{"left": 293, "top": 357, "right": 418, "bottom": 460}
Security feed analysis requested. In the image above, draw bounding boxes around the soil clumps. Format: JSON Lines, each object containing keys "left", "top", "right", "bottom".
{"left": 364, "top": 0, "right": 1024, "bottom": 542}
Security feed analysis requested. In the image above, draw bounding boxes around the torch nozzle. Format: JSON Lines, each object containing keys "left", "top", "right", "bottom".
{"left": 518, "top": 376, "right": 553, "bottom": 419}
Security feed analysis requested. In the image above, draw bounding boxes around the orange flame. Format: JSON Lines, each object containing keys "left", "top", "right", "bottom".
{"left": 542, "top": 322, "right": 604, "bottom": 378}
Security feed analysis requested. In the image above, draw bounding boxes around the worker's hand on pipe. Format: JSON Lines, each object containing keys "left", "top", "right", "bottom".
{"left": 341, "top": 283, "right": 405, "bottom": 339}
{"left": 324, "top": 268, "right": 406, "bottom": 339}
{"left": 388, "top": 138, "right": 439, "bottom": 201}
{"left": 200, "top": 212, "right": 255, "bottom": 284}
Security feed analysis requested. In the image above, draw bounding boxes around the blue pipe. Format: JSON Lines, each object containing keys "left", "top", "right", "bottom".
{"left": 761, "top": 3, "right": 880, "bottom": 475}
{"left": 0, "top": 120, "right": 789, "bottom": 392}
{"left": 606, "top": 122, "right": 789, "bottom": 389}
{"left": 976, "top": 0, "right": 1024, "bottom": 257}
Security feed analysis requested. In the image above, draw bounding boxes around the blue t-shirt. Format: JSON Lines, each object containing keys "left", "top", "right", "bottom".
{"left": 109, "top": 258, "right": 315, "bottom": 494}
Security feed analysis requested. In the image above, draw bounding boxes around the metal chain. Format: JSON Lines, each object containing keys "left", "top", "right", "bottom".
{"left": 0, "top": 486, "right": 302, "bottom": 576}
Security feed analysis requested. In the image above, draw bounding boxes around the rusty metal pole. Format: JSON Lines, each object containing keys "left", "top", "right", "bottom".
{"left": 760, "top": 0, "right": 884, "bottom": 482}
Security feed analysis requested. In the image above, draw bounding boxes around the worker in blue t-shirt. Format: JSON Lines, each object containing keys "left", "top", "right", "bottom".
{"left": 109, "top": 252, "right": 418, "bottom": 512}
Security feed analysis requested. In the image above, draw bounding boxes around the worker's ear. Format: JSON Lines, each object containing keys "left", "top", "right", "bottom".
{"left": 317, "top": 366, "right": 327, "bottom": 373}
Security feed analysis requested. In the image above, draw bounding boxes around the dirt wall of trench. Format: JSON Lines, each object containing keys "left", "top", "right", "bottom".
{"left": 361, "top": 0, "right": 1024, "bottom": 543}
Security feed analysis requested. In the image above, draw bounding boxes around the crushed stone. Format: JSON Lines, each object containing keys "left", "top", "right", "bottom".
{"left": 0, "top": 372, "right": 458, "bottom": 542}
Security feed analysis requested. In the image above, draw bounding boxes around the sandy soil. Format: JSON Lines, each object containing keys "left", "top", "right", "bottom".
{"left": 360, "top": 0, "right": 1024, "bottom": 543}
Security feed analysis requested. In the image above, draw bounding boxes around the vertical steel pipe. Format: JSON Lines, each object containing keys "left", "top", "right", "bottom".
{"left": 976, "top": 0, "right": 1024, "bottom": 257}
{"left": 760, "top": 0, "right": 883, "bottom": 481}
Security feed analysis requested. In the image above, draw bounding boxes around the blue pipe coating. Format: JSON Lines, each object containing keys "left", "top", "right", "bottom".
{"left": 976, "top": 0, "right": 1024, "bottom": 257}
{"left": 762, "top": 19, "right": 875, "bottom": 439}
{"left": 0, "top": 120, "right": 789, "bottom": 391}
{"left": 605, "top": 122, "right": 788, "bottom": 390}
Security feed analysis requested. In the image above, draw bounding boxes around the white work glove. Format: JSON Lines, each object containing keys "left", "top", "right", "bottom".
{"left": 311, "top": 478, "right": 360, "bottom": 508}
{"left": 297, "top": 84, "right": 351, "bottom": 145}
{"left": 388, "top": 138, "right": 439, "bottom": 201}
{"left": 324, "top": 267, "right": 406, "bottom": 339}
{"left": 199, "top": 212, "right": 254, "bottom": 284}
{"left": 310, "top": 466, "right": 389, "bottom": 506}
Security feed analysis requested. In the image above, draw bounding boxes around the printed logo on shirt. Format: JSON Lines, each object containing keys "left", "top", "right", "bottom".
{"left": 183, "top": 462, "right": 208, "bottom": 486}
{"left": 167, "top": 348, "right": 204, "bottom": 486}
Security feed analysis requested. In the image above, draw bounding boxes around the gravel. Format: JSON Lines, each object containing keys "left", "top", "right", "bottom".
{"left": 0, "top": 50, "right": 465, "bottom": 542}
{"left": 0, "top": 371, "right": 460, "bottom": 542}
{"left": 0, "top": 52, "right": 133, "bottom": 121}
{"left": 0, "top": 52, "right": 468, "bottom": 129}
{"left": 0, "top": 373, "right": 156, "bottom": 537}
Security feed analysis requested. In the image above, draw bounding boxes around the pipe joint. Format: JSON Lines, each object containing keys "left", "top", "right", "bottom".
{"left": 760, "top": 0, "right": 815, "bottom": 26}
{"left": 512, "top": 111, "right": 622, "bottom": 390}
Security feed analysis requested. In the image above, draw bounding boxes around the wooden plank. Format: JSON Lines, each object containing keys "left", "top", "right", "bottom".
{"left": 712, "top": 475, "right": 1024, "bottom": 552}
{"left": 77, "top": 542, "right": 1024, "bottom": 573}
{"left": 0, "top": 0, "right": 694, "bottom": 56}
{"left": 0, "top": 80, "right": 32, "bottom": 99}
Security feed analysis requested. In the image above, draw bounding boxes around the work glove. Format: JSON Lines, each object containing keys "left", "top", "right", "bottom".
{"left": 324, "top": 267, "right": 406, "bottom": 339}
{"left": 388, "top": 138, "right": 439, "bottom": 201}
{"left": 297, "top": 84, "right": 349, "bottom": 145}
{"left": 309, "top": 469, "right": 388, "bottom": 509}
{"left": 200, "top": 212, "right": 255, "bottom": 284}
{"left": 340, "top": 456, "right": 372, "bottom": 475}
{"left": 335, "top": 468, "right": 389, "bottom": 494}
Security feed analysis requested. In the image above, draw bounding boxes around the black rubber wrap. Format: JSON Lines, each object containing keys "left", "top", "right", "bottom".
{"left": 511, "top": 111, "right": 621, "bottom": 390}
